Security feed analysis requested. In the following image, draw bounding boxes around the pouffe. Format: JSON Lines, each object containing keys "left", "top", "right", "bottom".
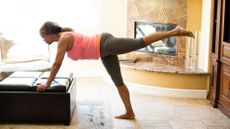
{"left": 0, "top": 71, "right": 76, "bottom": 125}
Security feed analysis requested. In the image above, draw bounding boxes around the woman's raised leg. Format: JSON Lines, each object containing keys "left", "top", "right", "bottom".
{"left": 143, "top": 25, "right": 194, "bottom": 45}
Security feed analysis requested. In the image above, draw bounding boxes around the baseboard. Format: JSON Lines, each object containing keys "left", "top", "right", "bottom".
{"left": 103, "top": 74, "right": 208, "bottom": 99}
{"left": 125, "top": 81, "right": 208, "bottom": 99}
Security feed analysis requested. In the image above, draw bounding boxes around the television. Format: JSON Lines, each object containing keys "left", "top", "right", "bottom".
{"left": 134, "top": 21, "right": 177, "bottom": 56}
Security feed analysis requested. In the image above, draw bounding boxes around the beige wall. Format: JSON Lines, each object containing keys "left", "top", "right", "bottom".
{"left": 187, "top": 0, "right": 213, "bottom": 72}
{"left": 187, "top": 0, "right": 202, "bottom": 31}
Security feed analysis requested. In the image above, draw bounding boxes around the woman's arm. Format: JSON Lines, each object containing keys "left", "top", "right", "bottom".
{"left": 36, "top": 34, "right": 71, "bottom": 92}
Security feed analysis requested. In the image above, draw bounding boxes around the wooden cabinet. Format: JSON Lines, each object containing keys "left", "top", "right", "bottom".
{"left": 219, "top": 64, "right": 230, "bottom": 116}
{"left": 219, "top": 0, "right": 230, "bottom": 115}
{"left": 210, "top": 58, "right": 221, "bottom": 107}
{"left": 211, "top": 0, "right": 222, "bottom": 58}
{"left": 210, "top": 0, "right": 223, "bottom": 107}
{"left": 211, "top": 0, "right": 230, "bottom": 117}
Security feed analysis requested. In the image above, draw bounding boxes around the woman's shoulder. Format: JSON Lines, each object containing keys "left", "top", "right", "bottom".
{"left": 58, "top": 32, "right": 74, "bottom": 51}
{"left": 60, "top": 32, "right": 74, "bottom": 39}
{"left": 62, "top": 31, "right": 74, "bottom": 35}
{"left": 58, "top": 32, "right": 74, "bottom": 44}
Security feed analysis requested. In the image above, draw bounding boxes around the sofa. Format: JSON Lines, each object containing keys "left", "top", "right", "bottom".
{"left": 0, "top": 71, "right": 76, "bottom": 125}
{"left": 0, "top": 33, "right": 52, "bottom": 80}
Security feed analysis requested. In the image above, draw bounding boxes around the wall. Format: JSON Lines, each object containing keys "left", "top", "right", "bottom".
{"left": 187, "top": 0, "right": 213, "bottom": 72}
{"left": 98, "top": 0, "right": 127, "bottom": 36}
{"left": 70, "top": 0, "right": 127, "bottom": 36}
{"left": 127, "top": 0, "right": 187, "bottom": 37}
{"left": 62, "top": 0, "right": 128, "bottom": 76}
{"left": 187, "top": 0, "right": 202, "bottom": 31}
{"left": 199, "top": 0, "right": 213, "bottom": 72}
{"left": 122, "top": 68, "right": 208, "bottom": 90}
{"left": 186, "top": 0, "right": 213, "bottom": 72}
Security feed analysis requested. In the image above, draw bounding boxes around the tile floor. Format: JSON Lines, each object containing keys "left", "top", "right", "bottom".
{"left": 76, "top": 77, "right": 230, "bottom": 129}
{"left": 1, "top": 76, "right": 230, "bottom": 129}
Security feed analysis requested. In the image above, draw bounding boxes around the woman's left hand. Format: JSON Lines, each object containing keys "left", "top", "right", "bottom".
{"left": 36, "top": 82, "right": 49, "bottom": 92}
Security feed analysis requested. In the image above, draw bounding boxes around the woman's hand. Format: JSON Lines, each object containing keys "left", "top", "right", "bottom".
{"left": 36, "top": 82, "right": 49, "bottom": 92}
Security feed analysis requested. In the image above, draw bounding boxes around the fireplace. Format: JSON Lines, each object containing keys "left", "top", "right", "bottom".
{"left": 134, "top": 21, "right": 177, "bottom": 56}
{"left": 126, "top": 0, "right": 187, "bottom": 67}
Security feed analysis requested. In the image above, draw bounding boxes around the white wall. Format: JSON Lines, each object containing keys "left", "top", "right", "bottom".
{"left": 198, "top": 0, "right": 213, "bottom": 72}
{"left": 62, "top": 0, "right": 128, "bottom": 76}
{"left": 99, "top": 0, "right": 127, "bottom": 36}
{"left": 78, "top": 0, "right": 127, "bottom": 36}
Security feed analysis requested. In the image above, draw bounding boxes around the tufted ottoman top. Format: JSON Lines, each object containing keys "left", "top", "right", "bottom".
{"left": 0, "top": 71, "right": 74, "bottom": 92}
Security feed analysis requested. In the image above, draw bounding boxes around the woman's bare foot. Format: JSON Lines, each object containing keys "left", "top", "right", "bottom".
{"left": 115, "top": 113, "right": 135, "bottom": 119}
{"left": 173, "top": 26, "right": 194, "bottom": 38}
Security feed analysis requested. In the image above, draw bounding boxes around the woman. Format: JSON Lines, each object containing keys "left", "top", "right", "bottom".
{"left": 37, "top": 21, "right": 194, "bottom": 119}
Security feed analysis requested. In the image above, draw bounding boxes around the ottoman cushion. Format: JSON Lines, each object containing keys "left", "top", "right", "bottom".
{"left": 0, "top": 71, "right": 74, "bottom": 92}
{"left": 0, "top": 77, "right": 37, "bottom": 91}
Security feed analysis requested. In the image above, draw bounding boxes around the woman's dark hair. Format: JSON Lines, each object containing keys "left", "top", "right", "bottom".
{"left": 40, "top": 21, "right": 73, "bottom": 36}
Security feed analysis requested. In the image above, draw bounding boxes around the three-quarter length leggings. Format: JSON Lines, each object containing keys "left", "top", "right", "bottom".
{"left": 100, "top": 33, "right": 146, "bottom": 87}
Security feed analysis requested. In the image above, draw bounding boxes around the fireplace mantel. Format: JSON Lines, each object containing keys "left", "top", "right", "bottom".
{"left": 120, "top": 61, "right": 208, "bottom": 75}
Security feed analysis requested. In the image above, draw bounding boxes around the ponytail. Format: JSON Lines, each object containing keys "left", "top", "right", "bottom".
{"left": 40, "top": 21, "right": 73, "bottom": 36}
{"left": 61, "top": 27, "right": 74, "bottom": 32}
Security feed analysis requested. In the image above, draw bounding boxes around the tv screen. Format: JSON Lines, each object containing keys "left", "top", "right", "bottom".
{"left": 134, "top": 21, "right": 177, "bottom": 56}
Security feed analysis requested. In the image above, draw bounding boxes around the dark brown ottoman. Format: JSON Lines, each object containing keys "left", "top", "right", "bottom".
{"left": 0, "top": 71, "right": 76, "bottom": 125}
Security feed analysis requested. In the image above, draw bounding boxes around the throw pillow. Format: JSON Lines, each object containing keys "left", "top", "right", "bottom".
{"left": 0, "top": 46, "right": 3, "bottom": 65}
{"left": 0, "top": 35, "right": 14, "bottom": 61}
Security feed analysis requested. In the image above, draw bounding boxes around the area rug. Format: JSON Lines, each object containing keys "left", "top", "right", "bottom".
{"left": 74, "top": 99, "right": 113, "bottom": 129}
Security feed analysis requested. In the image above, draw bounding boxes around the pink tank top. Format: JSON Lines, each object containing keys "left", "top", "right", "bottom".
{"left": 67, "top": 32, "right": 100, "bottom": 60}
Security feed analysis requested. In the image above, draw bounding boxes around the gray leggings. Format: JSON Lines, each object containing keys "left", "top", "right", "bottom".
{"left": 100, "top": 33, "right": 145, "bottom": 87}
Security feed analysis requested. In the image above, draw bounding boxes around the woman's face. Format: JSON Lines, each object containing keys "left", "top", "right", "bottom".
{"left": 41, "top": 34, "right": 54, "bottom": 45}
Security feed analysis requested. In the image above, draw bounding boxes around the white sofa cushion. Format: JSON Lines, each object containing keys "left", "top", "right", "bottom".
{"left": 5, "top": 43, "right": 49, "bottom": 64}
{"left": 0, "top": 33, "right": 51, "bottom": 72}
{"left": 0, "top": 60, "right": 51, "bottom": 73}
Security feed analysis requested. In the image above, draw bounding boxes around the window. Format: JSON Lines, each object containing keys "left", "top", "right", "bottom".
{"left": 0, "top": 0, "right": 99, "bottom": 42}
{"left": 0, "top": 0, "right": 99, "bottom": 59}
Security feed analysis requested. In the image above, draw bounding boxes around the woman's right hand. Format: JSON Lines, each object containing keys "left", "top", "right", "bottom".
{"left": 36, "top": 82, "right": 49, "bottom": 92}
